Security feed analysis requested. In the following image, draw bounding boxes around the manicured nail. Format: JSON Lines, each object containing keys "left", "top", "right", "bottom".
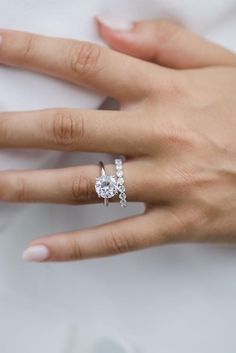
{"left": 0, "top": 35, "right": 3, "bottom": 45}
{"left": 22, "top": 245, "right": 50, "bottom": 262}
{"left": 96, "top": 15, "right": 134, "bottom": 31}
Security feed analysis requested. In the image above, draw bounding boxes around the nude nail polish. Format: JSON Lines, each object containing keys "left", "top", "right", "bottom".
{"left": 22, "top": 245, "right": 50, "bottom": 262}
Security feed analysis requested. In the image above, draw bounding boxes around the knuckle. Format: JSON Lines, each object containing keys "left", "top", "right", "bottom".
{"left": 0, "top": 113, "right": 8, "bottom": 142}
{"left": 174, "top": 166, "right": 198, "bottom": 193}
{"left": 0, "top": 174, "right": 8, "bottom": 200}
{"left": 0, "top": 174, "right": 28, "bottom": 202}
{"left": 174, "top": 210, "right": 197, "bottom": 235}
{"left": 151, "top": 72, "right": 189, "bottom": 100}
{"left": 151, "top": 121, "right": 195, "bottom": 150}
{"left": 71, "top": 174, "right": 94, "bottom": 202}
{"left": 167, "top": 205, "right": 207, "bottom": 242}
{"left": 104, "top": 230, "right": 135, "bottom": 255}
{"left": 69, "top": 238, "right": 84, "bottom": 260}
{"left": 20, "top": 33, "right": 36, "bottom": 60}
{"left": 13, "top": 176, "right": 28, "bottom": 202}
{"left": 68, "top": 41, "right": 102, "bottom": 76}
{"left": 164, "top": 125, "right": 192, "bottom": 147}
{"left": 48, "top": 110, "right": 84, "bottom": 149}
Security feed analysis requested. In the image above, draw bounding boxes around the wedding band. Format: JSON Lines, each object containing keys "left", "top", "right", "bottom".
{"left": 115, "top": 157, "right": 127, "bottom": 208}
{"left": 95, "top": 161, "right": 118, "bottom": 206}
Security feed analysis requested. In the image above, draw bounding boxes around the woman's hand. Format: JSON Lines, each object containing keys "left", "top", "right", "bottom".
{"left": 0, "top": 19, "right": 236, "bottom": 262}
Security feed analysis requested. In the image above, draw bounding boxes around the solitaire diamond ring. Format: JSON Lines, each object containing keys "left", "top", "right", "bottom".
{"left": 95, "top": 161, "right": 118, "bottom": 206}
{"left": 95, "top": 158, "right": 128, "bottom": 207}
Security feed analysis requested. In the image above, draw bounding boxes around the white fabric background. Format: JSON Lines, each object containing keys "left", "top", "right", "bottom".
{"left": 0, "top": 1, "right": 236, "bottom": 352}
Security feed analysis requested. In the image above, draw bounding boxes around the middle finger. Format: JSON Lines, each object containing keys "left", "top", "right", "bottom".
{"left": 0, "top": 109, "right": 147, "bottom": 155}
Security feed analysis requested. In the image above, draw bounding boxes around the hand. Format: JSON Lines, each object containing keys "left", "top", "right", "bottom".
{"left": 0, "top": 19, "right": 236, "bottom": 262}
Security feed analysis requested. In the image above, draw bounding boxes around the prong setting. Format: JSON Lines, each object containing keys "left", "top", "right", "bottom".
{"left": 95, "top": 175, "right": 118, "bottom": 199}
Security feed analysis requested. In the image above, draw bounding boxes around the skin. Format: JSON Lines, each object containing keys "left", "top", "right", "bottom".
{"left": 0, "top": 19, "right": 236, "bottom": 261}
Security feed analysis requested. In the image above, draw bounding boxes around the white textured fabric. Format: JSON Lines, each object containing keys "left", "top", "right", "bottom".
{"left": 0, "top": 1, "right": 236, "bottom": 352}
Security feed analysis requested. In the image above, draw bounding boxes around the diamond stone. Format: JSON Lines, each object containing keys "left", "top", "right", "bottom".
{"left": 116, "top": 170, "right": 124, "bottom": 178}
{"left": 115, "top": 159, "right": 122, "bottom": 165}
{"left": 118, "top": 185, "right": 125, "bottom": 193}
{"left": 95, "top": 175, "right": 118, "bottom": 199}
{"left": 117, "top": 177, "right": 124, "bottom": 185}
{"left": 119, "top": 193, "right": 126, "bottom": 200}
{"left": 120, "top": 200, "right": 127, "bottom": 208}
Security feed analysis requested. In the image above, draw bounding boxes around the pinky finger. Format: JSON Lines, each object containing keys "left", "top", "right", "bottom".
{"left": 22, "top": 207, "right": 178, "bottom": 262}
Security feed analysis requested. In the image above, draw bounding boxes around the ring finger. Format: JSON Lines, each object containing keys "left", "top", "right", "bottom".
{"left": 0, "top": 160, "right": 158, "bottom": 204}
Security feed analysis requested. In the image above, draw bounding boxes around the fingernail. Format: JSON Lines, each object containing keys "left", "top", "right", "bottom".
{"left": 0, "top": 35, "right": 3, "bottom": 45}
{"left": 22, "top": 245, "right": 50, "bottom": 262}
{"left": 96, "top": 15, "right": 134, "bottom": 31}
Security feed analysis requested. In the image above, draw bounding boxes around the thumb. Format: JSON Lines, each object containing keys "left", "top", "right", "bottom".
{"left": 96, "top": 16, "right": 236, "bottom": 69}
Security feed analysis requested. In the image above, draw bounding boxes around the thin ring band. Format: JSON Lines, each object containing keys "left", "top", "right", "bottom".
{"left": 99, "top": 161, "right": 106, "bottom": 177}
{"left": 99, "top": 161, "right": 108, "bottom": 206}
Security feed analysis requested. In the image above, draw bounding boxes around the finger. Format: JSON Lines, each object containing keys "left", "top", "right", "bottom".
{"left": 96, "top": 17, "right": 236, "bottom": 69}
{"left": 0, "top": 29, "right": 165, "bottom": 102}
{"left": 0, "top": 109, "right": 147, "bottom": 155}
{"left": 22, "top": 207, "right": 182, "bottom": 262}
{"left": 0, "top": 158, "right": 188, "bottom": 205}
{"left": 0, "top": 161, "right": 150, "bottom": 204}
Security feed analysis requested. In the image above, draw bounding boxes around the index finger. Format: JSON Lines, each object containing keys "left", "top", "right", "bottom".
{"left": 0, "top": 29, "right": 167, "bottom": 102}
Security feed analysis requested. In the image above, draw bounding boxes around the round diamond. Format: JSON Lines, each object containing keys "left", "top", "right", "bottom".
{"left": 115, "top": 159, "right": 122, "bottom": 165}
{"left": 95, "top": 175, "right": 118, "bottom": 199}
{"left": 117, "top": 177, "right": 124, "bottom": 185}
{"left": 120, "top": 200, "right": 127, "bottom": 208}
{"left": 116, "top": 170, "right": 124, "bottom": 178}
{"left": 118, "top": 185, "right": 125, "bottom": 193}
{"left": 116, "top": 164, "right": 123, "bottom": 171}
{"left": 119, "top": 193, "right": 126, "bottom": 200}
